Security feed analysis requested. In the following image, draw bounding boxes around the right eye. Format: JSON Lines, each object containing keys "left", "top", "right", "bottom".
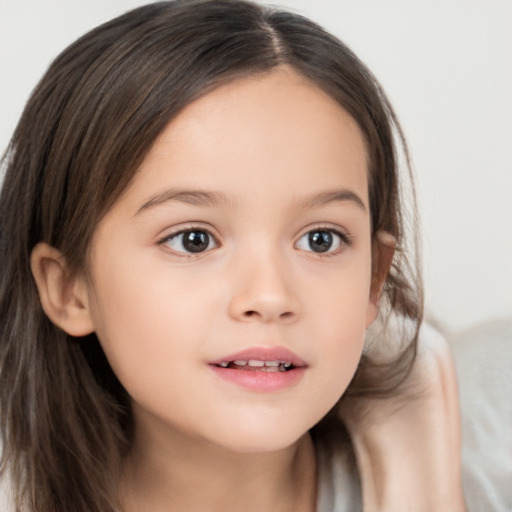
{"left": 160, "top": 229, "right": 218, "bottom": 255}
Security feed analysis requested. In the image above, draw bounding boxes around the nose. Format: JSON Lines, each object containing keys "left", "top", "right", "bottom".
{"left": 227, "top": 248, "right": 300, "bottom": 324}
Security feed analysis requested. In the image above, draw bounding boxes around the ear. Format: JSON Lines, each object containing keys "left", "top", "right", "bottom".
{"left": 365, "top": 231, "right": 396, "bottom": 327}
{"left": 30, "top": 243, "right": 95, "bottom": 336}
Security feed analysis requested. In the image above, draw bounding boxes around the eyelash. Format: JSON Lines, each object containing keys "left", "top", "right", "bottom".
{"left": 157, "top": 225, "right": 352, "bottom": 258}
{"left": 158, "top": 225, "right": 219, "bottom": 258}
{"left": 295, "top": 225, "right": 353, "bottom": 257}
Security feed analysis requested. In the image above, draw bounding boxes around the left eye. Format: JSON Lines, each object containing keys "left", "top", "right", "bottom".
{"left": 162, "top": 229, "right": 217, "bottom": 254}
{"left": 295, "top": 229, "right": 347, "bottom": 254}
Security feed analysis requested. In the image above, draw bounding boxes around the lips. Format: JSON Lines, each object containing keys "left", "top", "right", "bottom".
{"left": 209, "top": 346, "right": 306, "bottom": 370}
{"left": 217, "top": 360, "right": 293, "bottom": 372}
{"left": 209, "top": 347, "right": 307, "bottom": 392}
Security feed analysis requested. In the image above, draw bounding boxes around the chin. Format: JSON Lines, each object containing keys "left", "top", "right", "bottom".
{"left": 200, "top": 416, "right": 316, "bottom": 455}
{"left": 214, "top": 434, "right": 306, "bottom": 455}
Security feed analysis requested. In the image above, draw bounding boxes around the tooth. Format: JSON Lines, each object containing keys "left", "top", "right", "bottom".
{"left": 264, "top": 366, "right": 279, "bottom": 373}
{"left": 264, "top": 361, "right": 280, "bottom": 367}
{"left": 283, "top": 362, "right": 292, "bottom": 368}
{"left": 248, "top": 360, "right": 265, "bottom": 367}
{"left": 219, "top": 361, "right": 229, "bottom": 368}
{"left": 233, "top": 360, "right": 248, "bottom": 366}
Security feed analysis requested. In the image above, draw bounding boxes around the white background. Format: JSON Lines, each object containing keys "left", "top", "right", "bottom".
{"left": 1, "top": 0, "right": 511, "bottom": 332}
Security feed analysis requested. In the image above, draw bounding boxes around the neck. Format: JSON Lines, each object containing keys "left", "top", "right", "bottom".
{"left": 120, "top": 416, "right": 317, "bottom": 512}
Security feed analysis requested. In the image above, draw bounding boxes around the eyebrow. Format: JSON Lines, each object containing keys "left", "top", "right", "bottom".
{"left": 135, "top": 187, "right": 367, "bottom": 216}
{"left": 294, "top": 189, "right": 367, "bottom": 212}
{"left": 135, "top": 189, "right": 231, "bottom": 216}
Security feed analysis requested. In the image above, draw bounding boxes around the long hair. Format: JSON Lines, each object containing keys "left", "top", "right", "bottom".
{"left": 0, "top": 1, "right": 422, "bottom": 510}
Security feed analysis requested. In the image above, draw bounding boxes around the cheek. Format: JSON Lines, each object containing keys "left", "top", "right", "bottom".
{"left": 86, "top": 249, "right": 219, "bottom": 387}
{"left": 301, "top": 257, "right": 371, "bottom": 389}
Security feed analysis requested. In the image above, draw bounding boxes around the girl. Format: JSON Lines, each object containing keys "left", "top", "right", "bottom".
{"left": 0, "top": 1, "right": 465, "bottom": 511}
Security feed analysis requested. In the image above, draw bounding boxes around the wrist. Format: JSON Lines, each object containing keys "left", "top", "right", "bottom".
{"left": 351, "top": 425, "right": 466, "bottom": 512}
{"left": 346, "top": 353, "right": 466, "bottom": 511}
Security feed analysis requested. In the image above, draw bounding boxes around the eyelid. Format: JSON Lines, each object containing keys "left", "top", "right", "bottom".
{"left": 155, "top": 222, "right": 352, "bottom": 258}
{"left": 295, "top": 223, "right": 352, "bottom": 241}
{"left": 294, "top": 224, "right": 353, "bottom": 254}
{"left": 157, "top": 224, "right": 220, "bottom": 257}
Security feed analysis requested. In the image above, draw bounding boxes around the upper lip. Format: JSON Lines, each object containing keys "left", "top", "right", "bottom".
{"left": 210, "top": 346, "right": 307, "bottom": 367}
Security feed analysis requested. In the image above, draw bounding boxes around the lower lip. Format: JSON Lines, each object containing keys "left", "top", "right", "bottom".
{"left": 209, "top": 365, "right": 306, "bottom": 392}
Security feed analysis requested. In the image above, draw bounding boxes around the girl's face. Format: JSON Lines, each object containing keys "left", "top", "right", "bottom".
{"left": 85, "top": 67, "right": 376, "bottom": 453}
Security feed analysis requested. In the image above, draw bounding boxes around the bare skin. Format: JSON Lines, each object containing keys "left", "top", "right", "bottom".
{"left": 121, "top": 429, "right": 317, "bottom": 512}
{"left": 30, "top": 67, "right": 465, "bottom": 512}
{"left": 32, "top": 67, "right": 373, "bottom": 512}
{"left": 340, "top": 322, "right": 467, "bottom": 512}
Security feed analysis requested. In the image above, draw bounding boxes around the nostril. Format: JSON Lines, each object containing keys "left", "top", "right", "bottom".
{"left": 242, "top": 310, "right": 295, "bottom": 320}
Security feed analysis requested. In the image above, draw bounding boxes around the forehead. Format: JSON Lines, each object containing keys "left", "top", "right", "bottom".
{"left": 124, "top": 67, "right": 369, "bottom": 210}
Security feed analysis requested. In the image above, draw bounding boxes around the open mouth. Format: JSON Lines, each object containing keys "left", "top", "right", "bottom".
{"left": 209, "top": 348, "right": 306, "bottom": 391}
{"left": 214, "top": 360, "right": 295, "bottom": 372}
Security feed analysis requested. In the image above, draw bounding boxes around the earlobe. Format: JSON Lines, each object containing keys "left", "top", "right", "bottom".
{"left": 366, "top": 231, "right": 396, "bottom": 327}
{"left": 30, "top": 243, "right": 95, "bottom": 336}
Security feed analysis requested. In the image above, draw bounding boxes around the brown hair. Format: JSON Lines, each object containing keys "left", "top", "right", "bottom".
{"left": 0, "top": 1, "right": 422, "bottom": 510}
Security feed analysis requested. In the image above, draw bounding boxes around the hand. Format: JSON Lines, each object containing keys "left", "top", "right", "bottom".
{"left": 339, "top": 319, "right": 466, "bottom": 512}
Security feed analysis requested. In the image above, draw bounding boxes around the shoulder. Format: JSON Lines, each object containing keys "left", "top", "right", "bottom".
{"left": 0, "top": 471, "right": 14, "bottom": 511}
{"left": 0, "top": 482, "right": 13, "bottom": 512}
{"left": 0, "top": 441, "right": 17, "bottom": 512}
{"left": 448, "top": 318, "right": 512, "bottom": 512}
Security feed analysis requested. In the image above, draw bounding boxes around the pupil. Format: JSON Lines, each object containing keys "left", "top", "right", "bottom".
{"left": 183, "top": 231, "right": 209, "bottom": 253}
{"left": 309, "top": 231, "right": 332, "bottom": 253}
